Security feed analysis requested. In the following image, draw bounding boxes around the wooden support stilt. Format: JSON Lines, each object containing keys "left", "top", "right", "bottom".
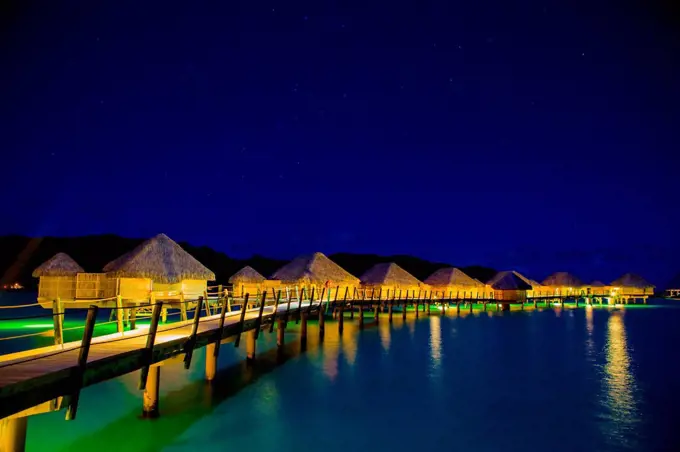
{"left": 180, "top": 293, "right": 188, "bottom": 321}
{"left": 184, "top": 296, "right": 205, "bottom": 369}
{"left": 533, "top": 297, "right": 537, "bottom": 308}
{"left": 358, "top": 292, "right": 365, "bottom": 328}
{"left": 205, "top": 343, "right": 217, "bottom": 381}
{"left": 319, "top": 295, "right": 326, "bottom": 339}
{"left": 233, "top": 294, "right": 249, "bottom": 349}
{"left": 388, "top": 295, "right": 394, "bottom": 323}
{"left": 138, "top": 301, "right": 163, "bottom": 390}
{"left": 456, "top": 301, "right": 460, "bottom": 315}
{"left": 0, "top": 416, "right": 28, "bottom": 452}
{"left": 483, "top": 302, "right": 487, "bottom": 312}
{"left": 277, "top": 318, "right": 285, "bottom": 348}
{"left": 161, "top": 306, "right": 168, "bottom": 323}
{"left": 469, "top": 297, "right": 473, "bottom": 314}
{"left": 300, "top": 312, "right": 308, "bottom": 341}
{"left": 116, "top": 295, "right": 124, "bottom": 333}
{"left": 52, "top": 297, "right": 63, "bottom": 346}
{"left": 339, "top": 288, "right": 348, "bottom": 334}
{"left": 142, "top": 365, "right": 160, "bottom": 418}
{"left": 496, "top": 302, "right": 500, "bottom": 312}
{"left": 246, "top": 330, "right": 256, "bottom": 362}
{"left": 130, "top": 307, "right": 137, "bottom": 330}
{"left": 65, "top": 305, "right": 98, "bottom": 421}
{"left": 350, "top": 288, "right": 355, "bottom": 319}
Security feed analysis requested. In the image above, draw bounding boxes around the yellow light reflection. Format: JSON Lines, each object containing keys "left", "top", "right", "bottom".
{"left": 378, "top": 320, "right": 391, "bottom": 353}
{"left": 342, "top": 327, "right": 357, "bottom": 366}
{"left": 603, "top": 311, "right": 639, "bottom": 440}
{"left": 585, "top": 305, "right": 595, "bottom": 360}
{"left": 429, "top": 316, "right": 442, "bottom": 369}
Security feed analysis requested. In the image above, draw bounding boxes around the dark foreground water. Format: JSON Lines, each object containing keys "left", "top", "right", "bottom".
{"left": 2, "top": 293, "right": 680, "bottom": 452}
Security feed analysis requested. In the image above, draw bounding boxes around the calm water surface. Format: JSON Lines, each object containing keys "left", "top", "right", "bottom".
{"left": 2, "top": 293, "right": 679, "bottom": 452}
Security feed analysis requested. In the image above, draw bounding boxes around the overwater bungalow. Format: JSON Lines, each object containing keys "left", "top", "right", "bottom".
{"left": 610, "top": 273, "right": 655, "bottom": 297}
{"left": 270, "top": 252, "right": 360, "bottom": 300}
{"left": 424, "top": 267, "right": 486, "bottom": 298}
{"left": 359, "top": 262, "right": 426, "bottom": 299}
{"left": 584, "top": 280, "right": 609, "bottom": 296}
{"left": 103, "top": 233, "right": 215, "bottom": 301}
{"left": 487, "top": 271, "right": 533, "bottom": 303}
{"left": 542, "top": 272, "right": 584, "bottom": 296}
{"left": 228, "top": 266, "right": 280, "bottom": 298}
{"left": 33, "top": 252, "right": 85, "bottom": 302}
{"left": 34, "top": 233, "right": 215, "bottom": 309}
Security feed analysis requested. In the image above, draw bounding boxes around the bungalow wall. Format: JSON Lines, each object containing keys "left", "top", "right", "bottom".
{"left": 428, "top": 285, "right": 490, "bottom": 299}
{"left": 38, "top": 276, "right": 77, "bottom": 301}
{"left": 153, "top": 279, "right": 207, "bottom": 299}
{"left": 494, "top": 289, "right": 528, "bottom": 301}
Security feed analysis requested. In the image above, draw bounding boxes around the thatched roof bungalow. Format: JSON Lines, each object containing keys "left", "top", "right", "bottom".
{"left": 104, "top": 233, "right": 215, "bottom": 300}
{"left": 33, "top": 253, "right": 84, "bottom": 301}
{"left": 360, "top": 262, "right": 426, "bottom": 298}
{"left": 487, "top": 271, "right": 533, "bottom": 302}
{"left": 270, "top": 252, "right": 360, "bottom": 300}
{"left": 542, "top": 272, "right": 584, "bottom": 295}
{"left": 424, "top": 267, "right": 486, "bottom": 298}
{"left": 228, "top": 266, "right": 280, "bottom": 298}
{"left": 610, "top": 273, "right": 655, "bottom": 295}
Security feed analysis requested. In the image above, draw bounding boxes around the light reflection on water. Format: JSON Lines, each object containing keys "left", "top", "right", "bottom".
{"left": 602, "top": 311, "right": 640, "bottom": 449}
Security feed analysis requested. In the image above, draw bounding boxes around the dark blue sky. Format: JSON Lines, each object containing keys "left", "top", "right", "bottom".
{"left": 1, "top": 1, "right": 678, "bottom": 286}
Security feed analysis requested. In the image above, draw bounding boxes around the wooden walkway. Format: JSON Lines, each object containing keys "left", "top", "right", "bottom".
{"left": 0, "top": 299, "right": 322, "bottom": 421}
{"left": 0, "top": 289, "right": 648, "bottom": 424}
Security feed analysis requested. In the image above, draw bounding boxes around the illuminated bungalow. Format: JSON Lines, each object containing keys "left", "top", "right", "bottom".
{"left": 270, "top": 252, "right": 360, "bottom": 300}
{"left": 228, "top": 266, "right": 280, "bottom": 298}
{"left": 424, "top": 267, "right": 486, "bottom": 298}
{"left": 103, "top": 233, "right": 215, "bottom": 301}
{"left": 541, "top": 272, "right": 584, "bottom": 296}
{"left": 33, "top": 252, "right": 85, "bottom": 302}
{"left": 610, "top": 273, "right": 655, "bottom": 299}
{"left": 666, "top": 274, "right": 680, "bottom": 298}
{"left": 359, "top": 262, "right": 426, "bottom": 299}
{"left": 584, "top": 280, "right": 609, "bottom": 296}
{"left": 487, "top": 271, "right": 533, "bottom": 302}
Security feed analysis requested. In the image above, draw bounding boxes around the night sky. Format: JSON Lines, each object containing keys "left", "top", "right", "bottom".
{"left": 1, "top": 1, "right": 678, "bottom": 286}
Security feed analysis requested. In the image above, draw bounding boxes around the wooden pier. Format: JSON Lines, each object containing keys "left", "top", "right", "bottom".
{"left": 0, "top": 288, "right": 650, "bottom": 451}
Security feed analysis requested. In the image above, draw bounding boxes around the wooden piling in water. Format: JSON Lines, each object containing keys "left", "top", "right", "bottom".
{"left": 277, "top": 318, "right": 285, "bottom": 348}
{"left": 246, "top": 330, "right": 256, "bottom": 362}
{"left": 142, "top": 365, "right": 160, "bottom": 418}
{"left": 359, "top": 291, "right": 365, "bottom": 328}
{"left": 0, "top": 416, "right": 28, "bottom": 452}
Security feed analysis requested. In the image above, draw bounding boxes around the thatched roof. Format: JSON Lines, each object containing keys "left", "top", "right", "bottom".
{"left": 228, "top": 266, "right": 266, "bottom": 283}
{"left": 590, "top": 280, "right": 607, "bottom": 287}
{"left": 32, "top": 253, "right": 84, "bottom": 277}
{"left": 424, "top": 267, "right": 484, "bottom": 287}
{"left": 542, "top": 272, "right": 583, "bottom": 287}
{"left": 487, "top": 271, "right": 533, "bottom": 291}
{"left": 611, "top": 273, "right": 655, "bottom": 289}
{"left": 270, "top": 252, "right": 359, "bottom": 285}
{"left": 103, "top": 233, "right": 215, "bottom": 283}
{"left": 360, "top": 263, "right": 422, "bottom": 286}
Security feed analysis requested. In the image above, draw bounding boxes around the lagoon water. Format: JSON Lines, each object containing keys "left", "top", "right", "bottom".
{"left": 1, "top": 292, "right": 679, "bottom": 452}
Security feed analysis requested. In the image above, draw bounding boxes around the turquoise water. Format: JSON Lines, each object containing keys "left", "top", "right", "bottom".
{"left": 2, "top": 292, "right": 680, "bottom": 451}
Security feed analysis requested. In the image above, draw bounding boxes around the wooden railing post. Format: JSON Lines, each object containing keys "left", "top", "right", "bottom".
{"left": 183, "top": 296, "right": 204, "bottom": 369}
{"left": 269, "top": 290, "right": 282, "bottom": 334}
{"left": 234, "top": 294, "right": 250, "bottom": 348}
{"left": 53, "top": 297, "right": 64, "bottom": 346}
{"left": 212, "top": 292, "right": 231, "bottom": 360}
{"left": 65, "top": 305, "right": 98, "bottom": 421}
{"left": 318, "top": 288, "right": 326, "bottom": 337}
{"left": 254, "top": 292, "right": 268, "bottom": 340}
{"left": 139, "top": 301, "right": 163, "bottom": 390}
